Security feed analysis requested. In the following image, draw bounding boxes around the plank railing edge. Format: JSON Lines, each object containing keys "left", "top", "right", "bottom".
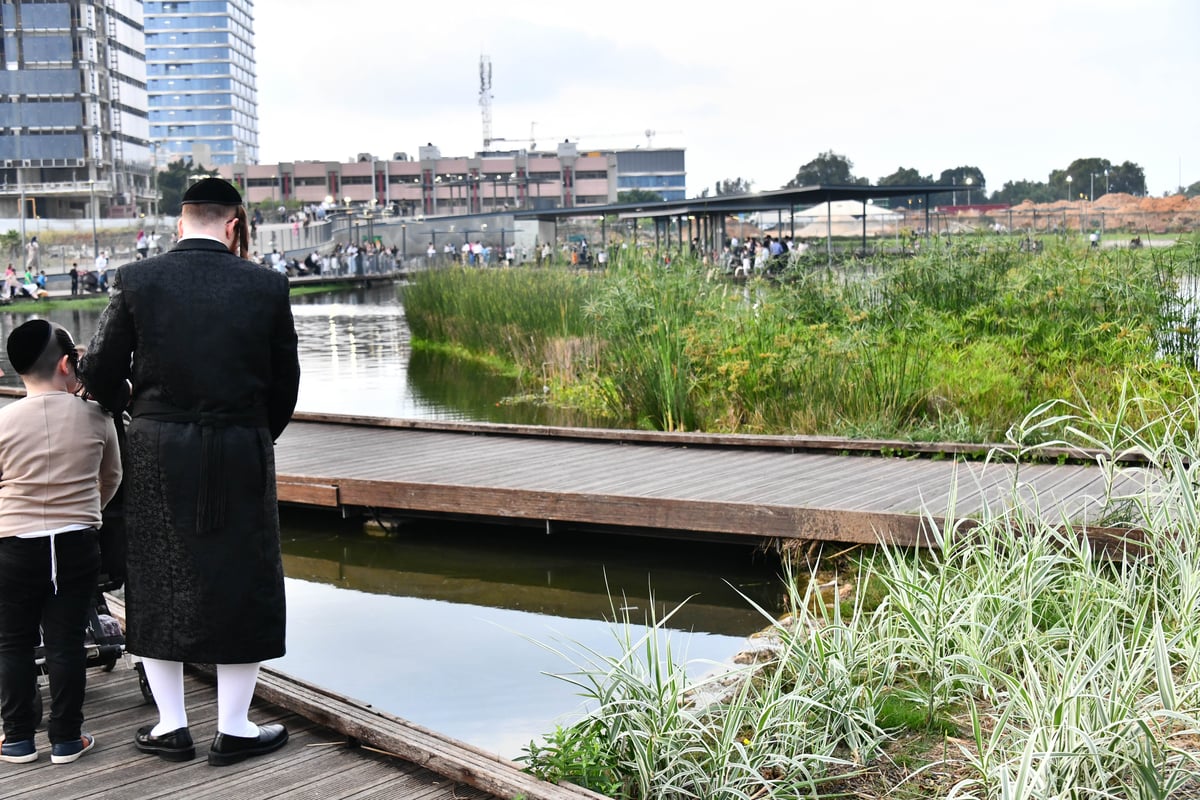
{"left": 249, "top": 667, "right": 612, "bottom": 800}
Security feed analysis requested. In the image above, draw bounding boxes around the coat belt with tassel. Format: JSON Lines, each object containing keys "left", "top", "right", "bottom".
{"left": 130, "top": 399, "right": 268, "bottom": 535}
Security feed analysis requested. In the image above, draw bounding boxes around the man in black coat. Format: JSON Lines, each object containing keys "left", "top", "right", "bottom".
{"left": 80, "top": 178, "right": 301, "bottom": 767}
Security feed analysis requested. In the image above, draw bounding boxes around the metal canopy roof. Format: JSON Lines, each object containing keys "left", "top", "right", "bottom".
{"left": 514, "top": 184, "right": 954, "bottom": 221}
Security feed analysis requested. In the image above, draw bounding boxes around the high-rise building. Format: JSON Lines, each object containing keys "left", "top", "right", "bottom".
{"left": 144, "top": 0, "right": 257, "bottom": 168}
{"left": 0, "top": 0, "right": 152, "bottom": 227}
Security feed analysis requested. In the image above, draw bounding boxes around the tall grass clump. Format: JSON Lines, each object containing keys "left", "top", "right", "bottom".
{"left": 523, "top": 389, "right": 1200, "bottom": 797}
{"left": 520, "top": 590, "right": 884, "bottom": 799}
{"left": 401, "top": 265, "right": 596, "bottom": 368}
{"left": 582, "top": 261, "right": 712, "bottom": 430}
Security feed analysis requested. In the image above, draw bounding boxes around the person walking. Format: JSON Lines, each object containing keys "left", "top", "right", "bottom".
{"left": 23, "top": 237, "right": 39, "bottom": 271}
{"left": 0, "top": 321, "right": 122, "bottom": 765}
{"left": 79, "top": 177, "right": 301, "bottom": 767}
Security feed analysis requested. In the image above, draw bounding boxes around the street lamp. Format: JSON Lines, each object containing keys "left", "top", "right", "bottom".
{"left": 1065, "top": 174, "right": 1073, "bottom": 201}
{"left": 89, "top": 180, "right": 98, "bottom": 258}
{"left": 965, "top": 176, "right": 974, "bottom": 206}
{"left": 1104, "top": 168, "right": 1110, "bottom": 195}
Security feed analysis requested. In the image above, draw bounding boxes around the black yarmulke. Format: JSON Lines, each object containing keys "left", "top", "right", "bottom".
{"left": 7, "top": 319, "right": 52, "bottom": 375}
{"left": 181, "top": 177, "right": 243, "bottom": 206}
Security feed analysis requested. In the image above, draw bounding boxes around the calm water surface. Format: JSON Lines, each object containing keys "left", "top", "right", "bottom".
{"left": 0, "top": 287, "right": 785, "bottom": 756}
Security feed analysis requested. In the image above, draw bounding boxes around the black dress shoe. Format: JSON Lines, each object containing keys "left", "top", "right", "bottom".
{"left": 134, "top": 726, "right": 196, "bottom": 762}
{"left": 208, "top": 723, "right": 288, "bottom": 766}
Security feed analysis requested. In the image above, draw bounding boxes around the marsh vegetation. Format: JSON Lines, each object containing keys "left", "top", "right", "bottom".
{"left": 403, "top": 237, "right": 1200, "bottom": 443}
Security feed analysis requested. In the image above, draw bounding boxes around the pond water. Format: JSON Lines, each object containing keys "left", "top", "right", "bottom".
{"left": 277, "top": 514, "right": 783, "bottom": 757}
{"left": 0, "top": 286, "right": 785, "bottom": 756}
{"left": 289, "top": 285, "right": 601, "bottom": 425}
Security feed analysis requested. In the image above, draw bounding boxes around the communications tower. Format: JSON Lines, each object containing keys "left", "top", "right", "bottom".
{"left": 480, "top": 55, "right": 494, "bottom": 149}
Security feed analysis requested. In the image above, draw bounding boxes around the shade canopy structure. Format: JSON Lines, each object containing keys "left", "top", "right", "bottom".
{"left": 515, "top": 184, "right": 954, "bottom": 262}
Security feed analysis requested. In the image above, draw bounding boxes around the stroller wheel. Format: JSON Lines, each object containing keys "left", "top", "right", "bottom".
{"left": 134, "top": 663, "right": 155, "bottom": 704}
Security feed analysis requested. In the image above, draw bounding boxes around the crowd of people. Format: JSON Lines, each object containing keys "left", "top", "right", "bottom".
{"left": 718, "top": 234, "right": 807, "bottom": 276}
{"left": 250, "top": 238, "right": 401, "bottom": 277}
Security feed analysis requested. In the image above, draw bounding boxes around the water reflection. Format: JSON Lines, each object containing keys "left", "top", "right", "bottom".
{"left": 277, "top": 512, "right": 785, "bottom": 757}
{"left": 280, "top": 515, "right": 782, "bottom": 635}
{"left": 291, "top": 285, "right": 600, "bottom": 424}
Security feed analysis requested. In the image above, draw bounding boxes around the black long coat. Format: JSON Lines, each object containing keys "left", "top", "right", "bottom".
{"left": 80, "top": 239, "right": 300, "bottom": 664}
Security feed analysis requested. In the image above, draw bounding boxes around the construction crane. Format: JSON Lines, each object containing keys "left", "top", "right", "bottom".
{"left": 488, "top": 123, "right": 682, "bottom": 151}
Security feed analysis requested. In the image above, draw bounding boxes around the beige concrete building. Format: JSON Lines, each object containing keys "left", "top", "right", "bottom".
{"left": 218, "top": 142, "right": 623, "bottom": 215}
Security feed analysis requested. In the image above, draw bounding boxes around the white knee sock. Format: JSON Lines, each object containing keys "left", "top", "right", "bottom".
{"left": 141, "top": 658, "right": 188, "bottom": 735}
{"left": 216, "top": 662, "right": 261, "bottom": 738}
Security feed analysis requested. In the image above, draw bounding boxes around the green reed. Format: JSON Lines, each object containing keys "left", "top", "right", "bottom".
{"left": 402, "top": 239, "right": 1200, "bottom": 440}
{"left": 401, "top": 265, "right": 595, "bottom": 368}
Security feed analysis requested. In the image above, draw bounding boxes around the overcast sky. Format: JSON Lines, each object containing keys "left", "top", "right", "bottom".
{"left": 253, "top": 0, "right": 1198, "bottom": 197}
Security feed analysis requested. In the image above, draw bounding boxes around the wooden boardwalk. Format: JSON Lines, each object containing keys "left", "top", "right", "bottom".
{"left": 0, "top": 391, "right": 1143, "bottom": 545}
{"left": 2, "top": 664, "right": 503, "bottom": 800}
{"left": 275, "top": 413, "right": 1141, "bottom": 547}
{"left": 0, "top": 595, "right": 609, "bottom": 800}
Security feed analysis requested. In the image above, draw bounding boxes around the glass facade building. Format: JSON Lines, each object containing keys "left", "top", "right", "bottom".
{"left": 0, "top": 0, "right": 151, "bottom": 221}
{"left": 144, "top": 0, "right": 257, "bottom": 166}
{"left": 614, "top": 149, "right": 687, "bottom": 202}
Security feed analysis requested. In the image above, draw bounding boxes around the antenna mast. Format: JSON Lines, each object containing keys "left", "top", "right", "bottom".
{"left": 479, "top": 55, "right": 493, "bottom": 149}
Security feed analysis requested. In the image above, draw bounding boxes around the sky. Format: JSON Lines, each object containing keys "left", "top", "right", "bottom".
{"left": 253, "top": 0, "right": 1199, "bottom": 198}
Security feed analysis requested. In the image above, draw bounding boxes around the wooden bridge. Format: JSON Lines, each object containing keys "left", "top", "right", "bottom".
{"left": 275, "top": 412, "right": 1139, "bottom": 548}
{"left": 0, "top": 388, "right": 1134, "bottom": 546}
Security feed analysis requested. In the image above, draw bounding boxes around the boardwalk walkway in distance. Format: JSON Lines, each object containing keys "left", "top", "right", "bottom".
{"left": 275, "top": 413, "right": 1139, "bottom": 548}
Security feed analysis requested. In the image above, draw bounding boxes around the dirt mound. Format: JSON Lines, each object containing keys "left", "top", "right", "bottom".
{"left": 990, "top": 193, "right": 1199, "bottom": 233}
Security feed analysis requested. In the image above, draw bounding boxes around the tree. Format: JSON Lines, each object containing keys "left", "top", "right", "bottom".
{"left": 714, "top": 177, "right": 754, "bottom": 196}
{"left": 1105, "top": 161, "right": 1146, "bottom": 196}
{"left": 990, "top": 179, "right": 1056, "bottom": 205}
{"left": 785, "top": 151, "right": 865, "bottom": 188}
{"left": 1185, "top": 180, "right": 1200, "bottom": 199}
{"left": 157, "top": 159, "right": 218, "bottom": 216}
{"left": 876, "top": 167, "right": 932, "bottom": 209}
{"left": 1, "top": 229, "right": 19, "bottom": 260}
{"left": 933, "top": 166, "right": 987, "bottom": 207}
{"left": 617, "top": 189, "right": 663, "bottom": 204}
{"left": 1055, "top": 158, "right": 1145, "bottom": 199}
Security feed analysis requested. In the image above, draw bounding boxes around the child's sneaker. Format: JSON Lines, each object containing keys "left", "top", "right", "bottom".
{"left": 0, "top": 739, "right": 38, "bottom": 763}
{"left": 50, "top": 733, "right": 94, "bottom": 764}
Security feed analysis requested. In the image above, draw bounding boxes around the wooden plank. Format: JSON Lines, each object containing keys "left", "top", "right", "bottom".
{"left": 250, "top": 668, "right": 613, "bottom": 800}
{"left": 1, "top": 666, "right": 500, "bottom": 800}
{"left": 94, "top": 597, "right": 518, "bottom": 800}
{"left": 278, "top": 480, "right": 339, "bottom": 507}
{"left": 285, "top": 410, "right": 1128, "bottom": 465}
